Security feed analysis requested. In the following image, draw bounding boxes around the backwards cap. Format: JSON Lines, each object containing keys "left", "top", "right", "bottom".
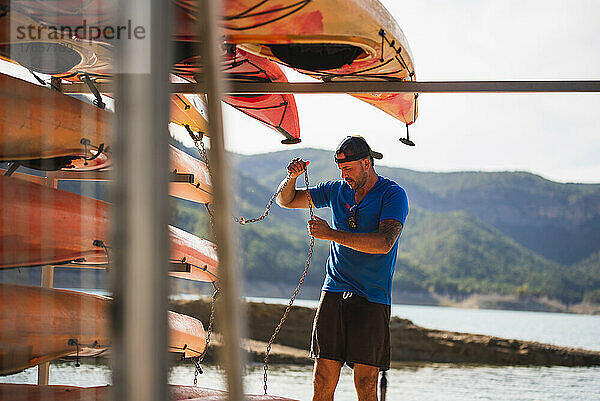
{"left": 334, "top": 135, "right": 383, "bottom": 163}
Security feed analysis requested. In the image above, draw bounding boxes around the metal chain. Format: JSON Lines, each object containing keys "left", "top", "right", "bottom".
{"left": 187, "top": 128, "right": 217, "bottom": 234}
{"left": 202, "top": 282, "right": 219, "bottom": 360}
{"left": 187, "top": 126, "right": 293, "bottom": 226}
{"left": 192, "top": 282, "right": 219, "bottom": 386}
{"left": 263, "top": 168, "right": 314, "bottom": 395}
{"left": 233, "top": 174, "right": 292, "bottom": 225}
{"left": 187, "top": 128, "right": 314, "bottom": 393}
{"left": 204, "top": 203, "right": 216, "bottom": 232}
{"left": 193, "top": 357, "right": 202, "bottom": 386}
{"left": 188, "top": 127, "right": 210, "bottom": 168}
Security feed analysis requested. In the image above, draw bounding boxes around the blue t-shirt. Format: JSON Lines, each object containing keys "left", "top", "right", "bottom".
{"left": 309, "top": 176, "right": 409, "bottom": 305}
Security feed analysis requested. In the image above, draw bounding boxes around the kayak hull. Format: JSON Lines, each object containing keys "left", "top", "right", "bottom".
{"left": 0, "top": 72, "right": 111, "bottom": 171}
{"left": 217, "top": 0, "right": 419, "bottom": 125}
{"left": 0, "top": 283, "right": 207, "bottom": 375}
{"left": 0, "top": 283, "right": 109, "bottom": 375}
{"left": 170, "top": 144, "right": 212, "bottom": 205}
{"left": 0, "top": 175, "right": 109, "bottom": 268}
{"left": 0, "top": 73, "right": 212, "bottom": 203}
{"left": 171, "top": 41, "right": 301, "bottom": 142}
{"left": 0, "top": 9, "right": 301, "bottom": 143}
{"left": 0, "top": 175, "right": 218, "bottom": 282}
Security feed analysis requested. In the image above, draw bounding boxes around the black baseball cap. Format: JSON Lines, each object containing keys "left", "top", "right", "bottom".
{"left": 334, "top": 135, "right": 383, "bottom": 163}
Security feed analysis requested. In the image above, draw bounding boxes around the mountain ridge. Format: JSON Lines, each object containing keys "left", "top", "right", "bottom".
{"left": 231, "top": 147, "right": 600, "bottom": 265}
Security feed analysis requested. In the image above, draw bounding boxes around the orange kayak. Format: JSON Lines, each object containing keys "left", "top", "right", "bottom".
{"left": 0, "top": 10, "right": 208, "bottom": 136}
{"left": 0, "top": 72, "right": 211, "bottom": 181}
{"left": 169, "top": 144, "right": 211, "bottom": 205}
{"left": 0, "top": 283, "right": 206, "bottom": 375}
{"left": 0, "top": 72, "right": 110, "bottom": 171}
{"left": 0, "top": 175, "right": 218, "bottom": 282}
{"left": 0, "top": 383, "right": 299, "bottom": 401}
{"left": 0, "top": 8, "right": 301, "bottom": 144}
{"left": 0, "top": 73, "right": 212, "bottom": 203}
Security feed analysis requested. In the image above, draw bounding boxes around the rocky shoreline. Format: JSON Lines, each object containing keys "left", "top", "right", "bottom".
{"left": 170, "top": 298, "right": 600, "bottom": 367}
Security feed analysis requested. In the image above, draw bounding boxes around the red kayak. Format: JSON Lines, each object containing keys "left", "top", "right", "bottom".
{"left": 173, "top": 45, "right": 301, "bottom": 144}
{"left": 171, "top": 3, "right": 300, "bottom": 144}
{"left": 0, "top": 175, "right": 218, "bottom": 282}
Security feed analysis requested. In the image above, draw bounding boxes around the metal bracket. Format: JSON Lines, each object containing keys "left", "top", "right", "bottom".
{"left": 81, "top": 74, "right": 106, "bottom": 109}
{"left": 169, "top": 262, "right": 191, "bottom": 273}
{"left": 4, "top": 162, "right": 20, "bottom": 176}
{"left": 170, "top": 172, "right": 194, "bottom": 183}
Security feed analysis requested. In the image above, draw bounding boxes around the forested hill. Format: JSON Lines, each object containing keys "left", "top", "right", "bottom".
{"left": 231, "top": 148, "right": 600, "bottom": 266}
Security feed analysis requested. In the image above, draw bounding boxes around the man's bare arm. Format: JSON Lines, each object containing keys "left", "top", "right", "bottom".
{"left": 276, "top": 158, "right": 312, "bottom": 209}
{"left": 379, "top": 219, "right": 403, "bottom": 251}
{"left": 308, "top": 218, "right": 403, "bottom": 254}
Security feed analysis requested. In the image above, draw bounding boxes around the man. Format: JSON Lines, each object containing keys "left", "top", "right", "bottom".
{"left": 275, "top": 136, "right": 409, "bottom": 401}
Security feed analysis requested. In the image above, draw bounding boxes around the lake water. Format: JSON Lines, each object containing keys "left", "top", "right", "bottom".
{"left": 2, "top": 298, "right": 600, "bottom": 400}
{"left": 247, "top": 297, "right": 600, "bottom": 351}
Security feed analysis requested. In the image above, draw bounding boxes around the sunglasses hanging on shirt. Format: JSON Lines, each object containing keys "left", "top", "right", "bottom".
{"left": 348, "top": 204, "right": 358, "bottom": 230}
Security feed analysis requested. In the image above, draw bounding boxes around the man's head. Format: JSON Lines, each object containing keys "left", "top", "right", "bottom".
{"left": 334, "top": 136, "right": 382, "bottom": 190}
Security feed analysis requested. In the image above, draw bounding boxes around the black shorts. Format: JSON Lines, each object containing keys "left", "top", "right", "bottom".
{"left": 310, "top": 291, "right": 391, "bottom": 370}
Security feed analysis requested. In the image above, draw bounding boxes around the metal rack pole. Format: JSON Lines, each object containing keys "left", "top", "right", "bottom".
{"left": 36, "top": 261, "right": 53, "bottom": 385}
{"left": 112, "top": 0, "right": 170, "bottom": 400}
{"left": 196, "top": 1, "right": 245, "bottom": 400}
{"left": 61, "top": 80, "right": 600, "bottom": 94}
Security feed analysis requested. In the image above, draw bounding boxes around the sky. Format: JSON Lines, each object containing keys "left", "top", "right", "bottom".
{"left": 212, "top": 0, "right": 600, "bottom": 184}
{"left": 2, "top": 0, "right": 599, "bottom": 183}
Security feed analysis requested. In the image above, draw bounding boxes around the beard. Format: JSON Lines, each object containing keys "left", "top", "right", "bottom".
{"left": 346, "top": 168, "right": 368, "bottom": 190}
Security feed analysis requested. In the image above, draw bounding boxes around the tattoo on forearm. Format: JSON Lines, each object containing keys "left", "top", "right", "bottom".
{"left": 379, "top": 219, "right": 403, "bottom": 249}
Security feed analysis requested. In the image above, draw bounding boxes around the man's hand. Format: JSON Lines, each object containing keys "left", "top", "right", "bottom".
{"left": 307, "top": 215, "right": 333, "bottom": 240}
{"left": 287, "top": 158, "right": 310, "bottom": 179}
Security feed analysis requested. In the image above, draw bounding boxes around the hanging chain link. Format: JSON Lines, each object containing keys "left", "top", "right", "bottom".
{"left": 233, "top": 174, "right": 292, "bottom": 225}
{"left": 187, "top": 126, "right": 293, "bottom": 227}
{"left": 187, "top": 126, "right": 210, "bottom": 168}
{"left": 204, "top": 203, "right": 216, "bottom": 233}
{"left": 193, "top": 358, "right": 200, "bottom": 386}
{"left": 203, "top": 282, "right": 219, "bottom": 359}
{"left": 264, "top": 168, "right": 314, "bottom": 395}
{"left": 187, "top": 127, "right": 217, "bottom": 234}
{"left": 187, "top": 126, "right": 314, "bottom": 393}
{"left": 192, "top": 282, "right": 219, "bottom": 386}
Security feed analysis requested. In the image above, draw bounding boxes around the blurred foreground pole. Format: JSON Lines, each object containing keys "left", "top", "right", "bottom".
{"left": 37, "top": 82, "right": 61, "bottom": 387}
{"left": 36, "top": 265, "right": 53, "bottom": 385}
{"left": 113, "top": 0, "right": 170, "bottom": 401}
{"left": 196, "top": 1, "right": 245, "bottom": 400}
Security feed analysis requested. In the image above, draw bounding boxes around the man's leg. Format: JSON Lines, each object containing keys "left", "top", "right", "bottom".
{"left": 353, "top": 363, "right": 379, "bottom": 401}
{"left": 312, "top": 358, "right": 342, "bottom": 401}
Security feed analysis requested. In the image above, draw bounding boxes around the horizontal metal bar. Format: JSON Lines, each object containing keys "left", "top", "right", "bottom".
{"left": 40, "top": 171, "right": 192, "bottom": 183}
{"left": 60, "top": 80, "right": 600, "bottom": 94}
